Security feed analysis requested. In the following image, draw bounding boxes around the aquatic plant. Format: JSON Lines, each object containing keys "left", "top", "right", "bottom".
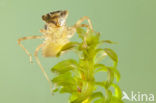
{"left": 51, "top": 27, "right": 123, "bottom": 103}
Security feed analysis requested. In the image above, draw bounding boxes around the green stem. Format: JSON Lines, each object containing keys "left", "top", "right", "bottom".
{"left": 80, "top": 46, "right": 96, "bottom": 102}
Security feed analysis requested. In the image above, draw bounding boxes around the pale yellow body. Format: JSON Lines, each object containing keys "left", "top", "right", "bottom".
{"left": 17, "top": 11, "right": 93, "bottom": 92}
{"left": 41, "top": 26, "right": 76, "bottom": 57}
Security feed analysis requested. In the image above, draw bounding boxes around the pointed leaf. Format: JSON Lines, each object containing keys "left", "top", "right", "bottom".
{"left": 52, "top": 72, "right": 77, "bottom": 94}
{"left": 111, "top": 96, "right": 124, "bottom": 103}
{"left": 52, "top": 72, "right": 75, "bottom": 86}
{"left": 104, "top": 48, "right": 118, "bottom": 62}
{"left": 100, "top": 40, "right": 118, "bottom": 44}
{"left": 110, "top": 67, "right": 121, "bottom": 82}
{"left": 105, "top": 89, "right": 112, "bottom": 103}
{"left": 106, "top": 67, "right": 114, "bottom": 88}
{"left": 95, "top": 49, "right": 107, "bottom": 63}
{"left": 94, "top": 98, "right": 105, "bottom": 103}
{"left": 86, "top": 31, "right": 100, "bottom": 46}
{"left": 95, "top": 81, "right": 107, "bottom": 88}
{"left": 111, "top": 83, "right": 122, "bottom": 99}
{"left": 89, "top": 92, "right": 104, "bottom": 101}
{"left": 51, "top": 59, "right": 78, "bottom": 74}
{"left": 57, "top": 42, "right": 79, "bottom": 56}
{"left": 61, "top": 42, "right": 79, "bottom": 51}
{"left": 76, "top": 27, "right": 86, "bottom": 39}
{"left": 94, "top": 64, "right": 114, "bottom": 88}
{"left": 94, "top": 64, "right": 108, "bottom": 72}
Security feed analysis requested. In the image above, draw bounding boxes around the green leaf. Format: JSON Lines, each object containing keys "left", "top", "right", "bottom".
{"left": 94, "top": 64, "right": 114, "bottom": 88}
{"left": 94, "top": 98, "right": 105, "bottom": 103}
{"left": 94, "top": 64, "right": 108, "bottom": 72}
{"left": 111, "top": 96, "right": 124, "bottom": 103}
{"left": 71, "top": 97, "right": 87, "bottom": 103}
{"left": 111, "top": 83, "right": 122, "bottom": 99}
{"left": 69, "top": 94, "right": 79, "bottom": 103}
{"left": 95, "top": 64, "right": 120, "bottom": 82}
{"left": 70, "top": 81, "right": 95, "bottom": 103}
{"left": 95, "top": 49, "right": 107, "bottom": 64}
{"left": 89, "top": 92, "right": 104, "bottom": 101}
{"left": 106, "top": 67, "right": 114, "bottom": 88}
{"left": 76, "top": 27, "right": 86, "bottom": 39}
{"left": 52, "top": 87, "right": 59, "bottom": 93}
{"left": 57, "top": 42, "right": 79, "bottom": 57}
{"left": 104, "top": 48, "right": 118, "bottom": 62}
{"left": 52, "top": 72, "right": 77, "bottom": 94}
{"left": 86, "top": 31, "right": 100, "bottom": 46}
{"left": 95, "top": 81, "right": 107, "bottom": 88}
{"left": 110, "top": 67, "right": 121, "bottom": 82}
{"left": 61, "top": 42, "right": 79, "bottom": 51}
{"left": 60, "top": 85, "right": 77, "bottom": 93}
{"left": 100, "top": 40, "right": 118, "bottom": 44}
{"left": 51, "top": 59, "right": 78, "bottom": 74}
{"left": 52, "top": 72, "right": 75, "bottom": 85}
{"left": 77, "top": 28, "right": 100, "bottom": 53}
{"left": 105, "top": 89, "right": 112, "bottom": 103}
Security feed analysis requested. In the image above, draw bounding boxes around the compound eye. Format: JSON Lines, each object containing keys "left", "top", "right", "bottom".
{"left": 42, "top": 15, "right": 46, "bottom": 21}
{"left": 42, "top": 14, "right": 51, "bottom": 22}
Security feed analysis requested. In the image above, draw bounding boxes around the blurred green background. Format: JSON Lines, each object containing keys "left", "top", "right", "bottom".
{"left": 0, "top": 0, "right": 155, "bottom": 103}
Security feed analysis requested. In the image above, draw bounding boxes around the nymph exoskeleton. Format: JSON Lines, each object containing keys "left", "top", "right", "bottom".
{"left": 17, "top": 10, "right": 93, "bottom": 91}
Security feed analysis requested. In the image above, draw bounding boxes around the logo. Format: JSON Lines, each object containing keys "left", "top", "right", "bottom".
{"left": 122, "top": 91, "right": 155, "bottom": 102}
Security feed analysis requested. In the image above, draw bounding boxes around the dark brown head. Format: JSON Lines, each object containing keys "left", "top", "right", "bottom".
{"left": 42, "top": 10, "right": 68, "bottom": 27}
